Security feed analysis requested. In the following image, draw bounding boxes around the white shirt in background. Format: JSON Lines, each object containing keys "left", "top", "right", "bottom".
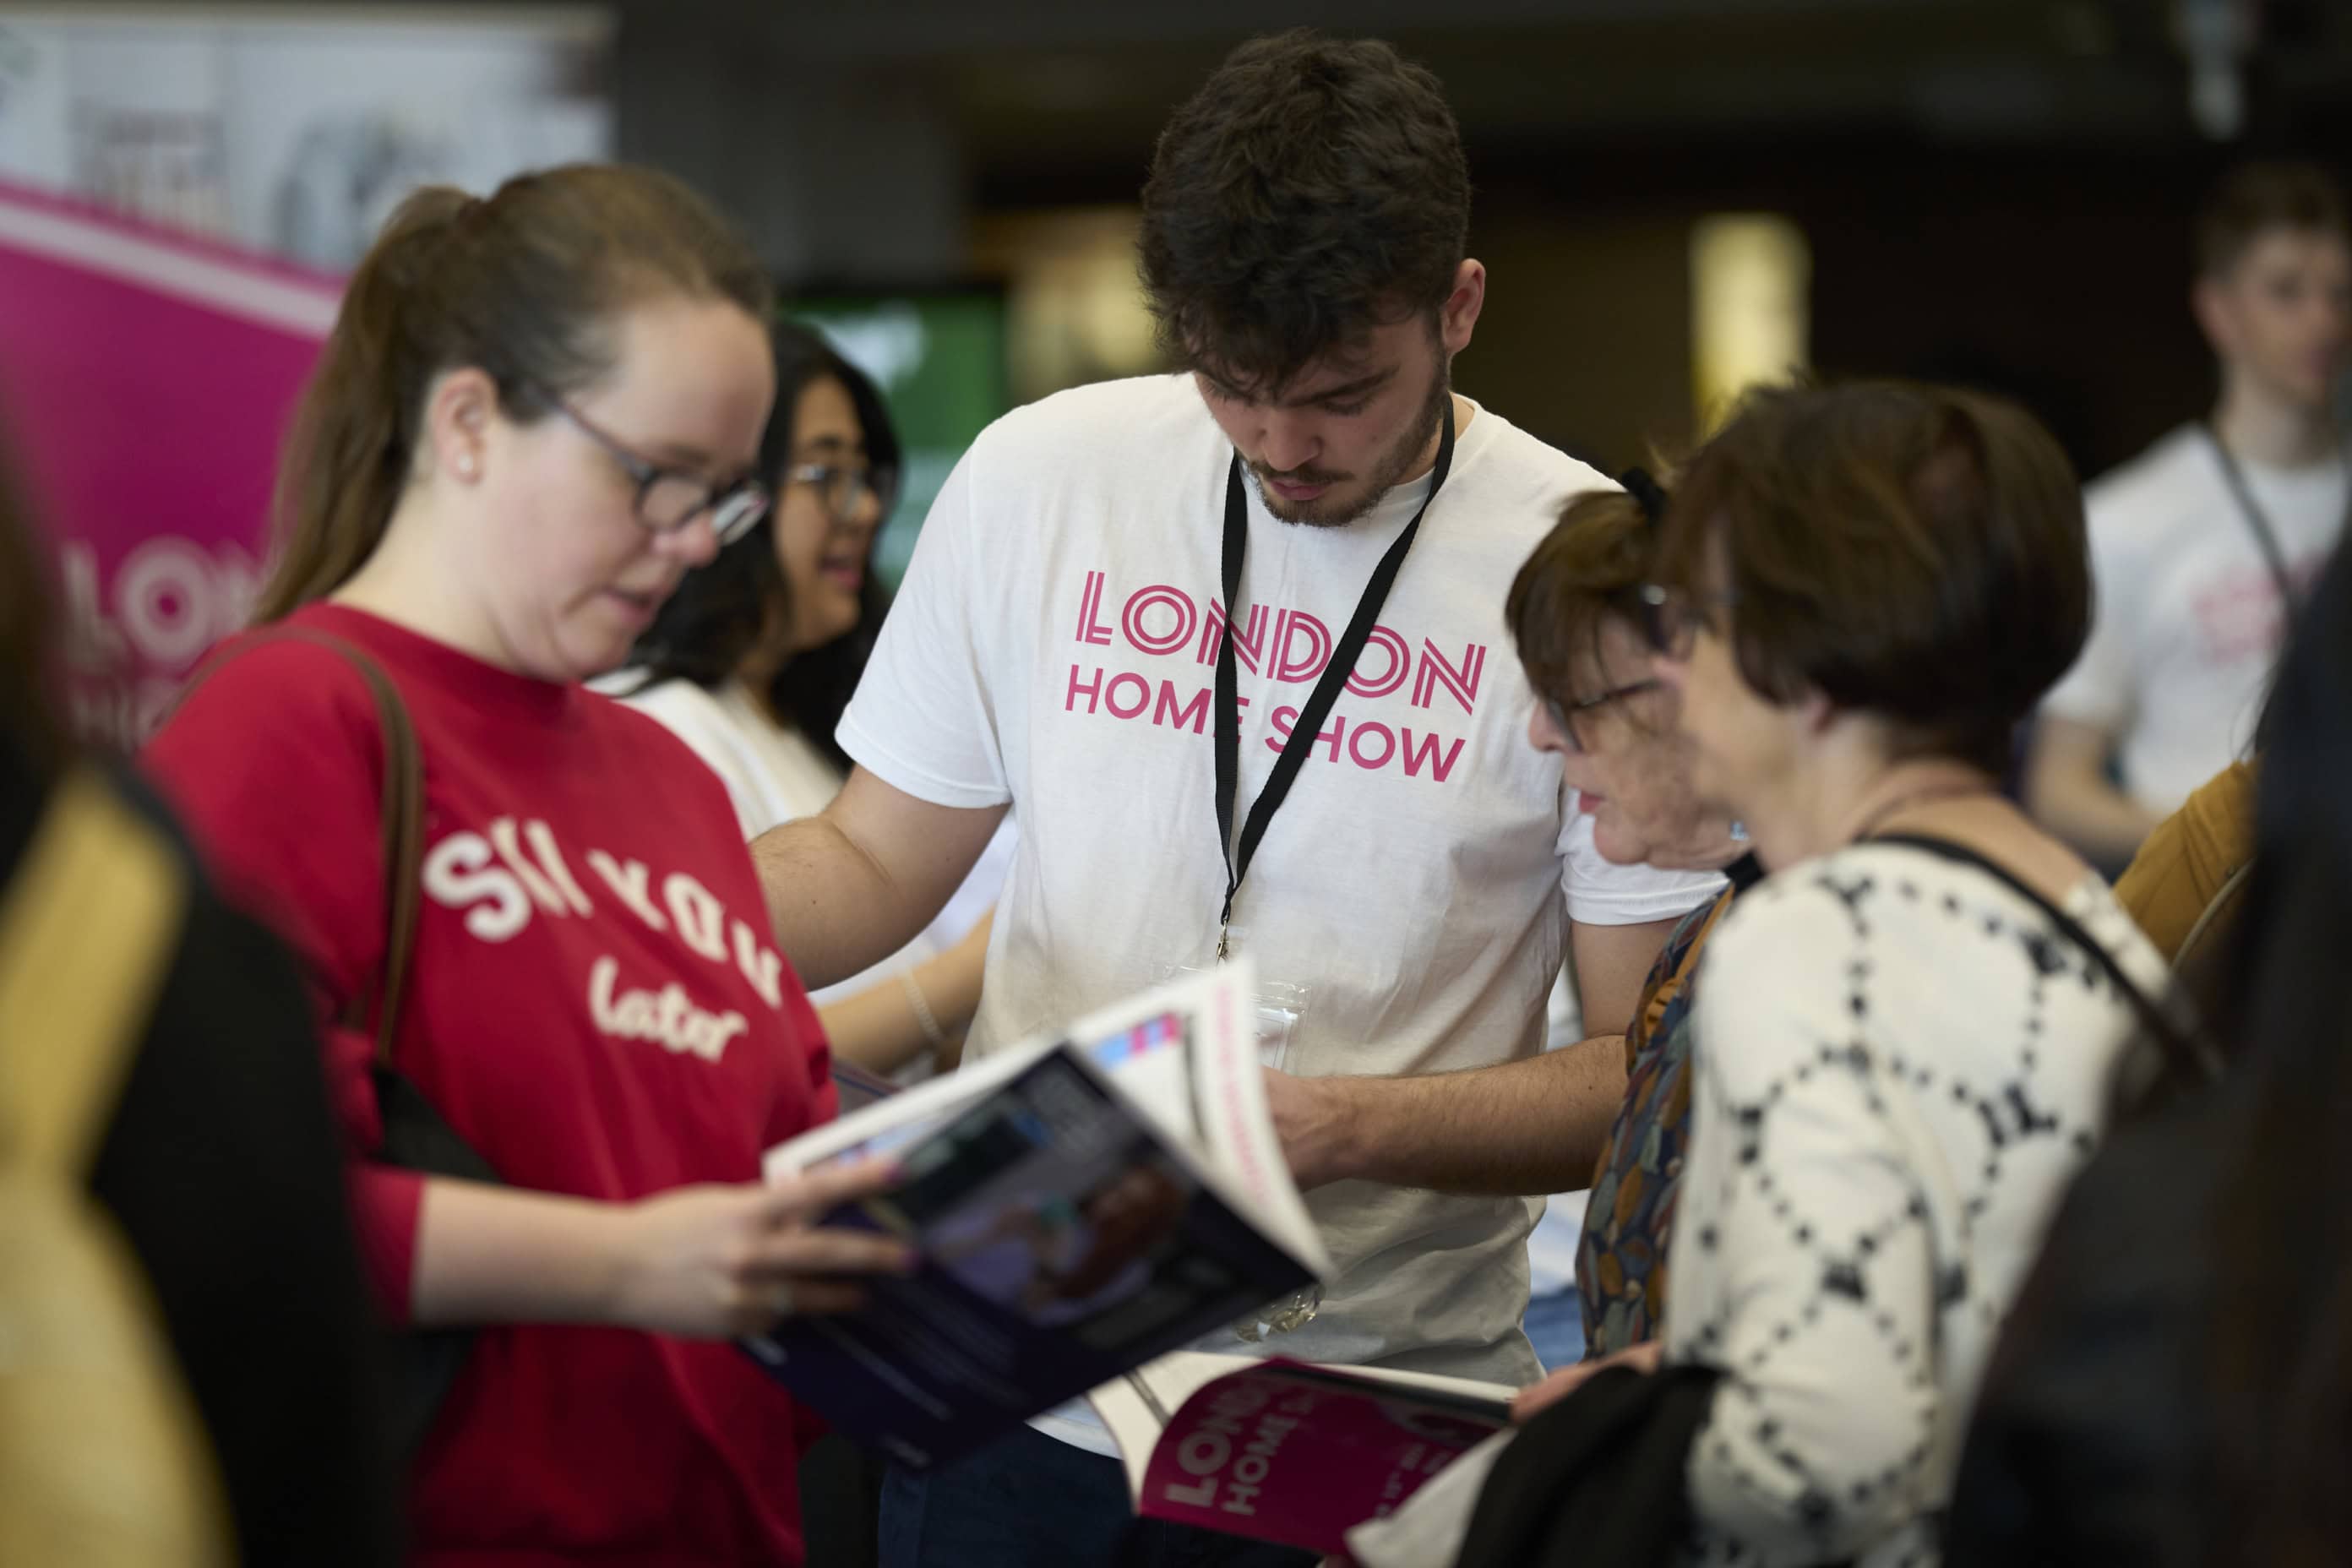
{"left": 839, "top": 373, "right": 1722, "bottom": 1448}
{"left": 2043, "top": 423, "right": 2345, "bottom": 814}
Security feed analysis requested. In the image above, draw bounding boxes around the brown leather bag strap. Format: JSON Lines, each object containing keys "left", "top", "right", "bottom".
{"left": 166, "top": 626, "right": 423, "bottom": 1067}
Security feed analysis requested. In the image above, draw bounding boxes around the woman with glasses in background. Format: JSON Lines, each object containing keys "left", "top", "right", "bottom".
{"left": 144, "top": 168, "right": 912, "bottom": 1568}
{"left": 610, "top": 321, "right": 1013, "bottom": 1083}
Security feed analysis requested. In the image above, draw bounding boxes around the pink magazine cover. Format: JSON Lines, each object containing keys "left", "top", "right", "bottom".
{"left": 1135, "top": 1358, "right": 1511, "bottom": 1556}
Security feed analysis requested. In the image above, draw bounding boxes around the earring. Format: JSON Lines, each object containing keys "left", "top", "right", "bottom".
{"left": 456, "top": 454, "right": 477, "bottom": 479}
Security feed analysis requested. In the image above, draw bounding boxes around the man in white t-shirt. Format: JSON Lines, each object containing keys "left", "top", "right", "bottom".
{"left": 750, "top": 31, "right": 1715, "bottom": 1568}
{"left": 2031, "top": 161, "right": 2350, "bottom": 870}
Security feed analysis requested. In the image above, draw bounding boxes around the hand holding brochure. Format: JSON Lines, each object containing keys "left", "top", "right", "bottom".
{"left": 1092, "top": 1350, "right": 1515, "bottom": 1557}
{"left": 743, "top": 961, "right": 1331, "bottom": 1471}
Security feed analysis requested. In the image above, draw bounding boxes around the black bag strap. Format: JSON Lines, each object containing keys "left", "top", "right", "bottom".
{"left": 169, "top": 627, "right": 423, "bottom": 1067}
{"left": 1868, "top": 834, "right": 2224, "bottom": 1092}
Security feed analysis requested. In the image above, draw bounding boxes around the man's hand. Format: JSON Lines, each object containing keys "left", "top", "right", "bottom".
{"left": 1511, "top": 1339, "right": 1663, "bottom": 1423}
{"left": 1264, "top": 1067, "right": 1356, "bottom": 1192}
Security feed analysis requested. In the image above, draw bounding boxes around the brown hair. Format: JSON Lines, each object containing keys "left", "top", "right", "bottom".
{"left": 1137, "top": 30, "right": 1470, "bottom": 396}
{"left": 1506, "top": 488, "right": 1655, "bottom": 705}
{"left": 254, "top": 164, "right": 771, "bottom": 623}
{"left": 2197, "top": 161, "right": 2350, "bottom": 280}
{"left": 1654, "top": 378, "right": 2088, "bottom": 775}
{"left": 0, "top": 438, "right": 67, "bottom": 778}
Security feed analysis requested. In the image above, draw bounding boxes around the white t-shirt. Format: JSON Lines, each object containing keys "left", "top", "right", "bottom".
{"left": 839, "top": 373, "right": 1721, "bottom": 1415}
{"left": 2043, "top": 423, "right": 2346, "bottom": 814}
{"left": 608, "top": 675, "right": 1012, "bottom": 1008}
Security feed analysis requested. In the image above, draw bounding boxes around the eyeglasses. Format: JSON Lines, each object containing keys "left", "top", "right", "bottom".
{"left": 542, "top": 394, "right": 772, "bottom": 547}
{"left": 1545, "top": 678, "right": 1663, "bottom": 753}
{"left": 786, "top": 462, "right": 898, "bottom": 524}
{"left": 1636, "top": 583, "right": 1737, "bottom": 661}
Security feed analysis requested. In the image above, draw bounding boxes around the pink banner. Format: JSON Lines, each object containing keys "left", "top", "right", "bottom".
{"left": 0, "top": 179, "right": 343, "bottom": 749}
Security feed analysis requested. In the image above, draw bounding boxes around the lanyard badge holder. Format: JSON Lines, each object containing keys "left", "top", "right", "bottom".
{"left": 1202, "top": 400, "right": 1456, "bottom": 1342}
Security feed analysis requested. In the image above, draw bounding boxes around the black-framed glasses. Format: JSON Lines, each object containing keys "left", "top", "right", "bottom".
{"left": 1545, "top": 678, "right": 1663, "bottom": 753}
{"left": 542, "top": 395, "right": 772, "bottom": 547}
{"left": 786, "top": 462, "right": 898, "bottom": 524}
{"left": 1637, "top": 583, "right": 1736, "bottom": 661}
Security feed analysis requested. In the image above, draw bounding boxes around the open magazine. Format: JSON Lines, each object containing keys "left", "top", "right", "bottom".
{"left": 1092, "top": 1350, "right": 1516, "bottom": 1556}
{"left": 742, "top": 960, "right": 1332, "bottom": 1470}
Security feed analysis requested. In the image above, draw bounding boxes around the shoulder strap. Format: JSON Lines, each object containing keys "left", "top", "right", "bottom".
{"left": 169, "top": 626, "right": 423, "bottom": 1067}
{"left": 0, "top": 769, "right": 188, "bottom": 1177}
{"left": 1869, "top": 834, "right": 2224, "bottom": 1091}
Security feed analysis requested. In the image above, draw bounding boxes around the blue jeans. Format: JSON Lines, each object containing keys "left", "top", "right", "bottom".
{"left": 879, "top": 1423, "right": 1318, "bottom": 1568}
{"left": 1523, "top": 1288, "right": 1588, "bottom": 1372}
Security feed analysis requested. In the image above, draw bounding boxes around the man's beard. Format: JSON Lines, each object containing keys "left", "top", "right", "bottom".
{"left": 1249, "top": 364, "right": 1452, "bottom": 529}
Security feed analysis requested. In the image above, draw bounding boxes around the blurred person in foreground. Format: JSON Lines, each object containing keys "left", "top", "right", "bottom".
{"left": 744, "top": 29, "right": 1717, "bottom": 1568}
{"left": 0, "top": 441, "right": 397, "bottom": 1563}
{"left": 1946, "top": 545, "right": 2352, "bottom": 1567}
{"left": 607, "top": 320, "right": 1010, "bottom": 1081}
{"left": 2030, "top": 161, "right": 2351, "bottom": 871}
{"left": 1362, "top": 380, "right": 2174, "bottom": 1568}
{"left": 141, "top": 165, "right": 912, "bottom": 1566}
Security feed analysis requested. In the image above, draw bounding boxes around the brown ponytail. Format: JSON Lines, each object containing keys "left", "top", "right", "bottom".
{"left": 0, "top": 438, "right": 68, "bottom": 778}
{"left": 253, "top": 165, "right": 771, "bottom": 623}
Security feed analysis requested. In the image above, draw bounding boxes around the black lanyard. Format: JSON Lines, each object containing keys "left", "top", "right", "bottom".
{"left": 2203, "top": 423, "right": 2341, "bottom": 610}
{"left": 1212, "top": 400, "right": 1455, "bottom": 959}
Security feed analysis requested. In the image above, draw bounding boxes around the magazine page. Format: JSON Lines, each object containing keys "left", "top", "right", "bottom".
{"left": 739, "top": 981, "right": 1323, "bottom": 1469}
{"left": 1138, "top": 962, "right": 1326, "bottom": 1277}
{"left": 1101, "top": 1355, "right": 1511, "bottom": 1555}
{"left": 764, "top": 1037, "right": 1048, "bottom": 1181}
{"left": 1051, "top": 962, "right": 1327, "bottom": 1276}
{"left": 1342, "top": 1426, "right": 1517, "bottom": 1568}
{"left": 766, "top": 965, "right": 1244, "bottom": 1182}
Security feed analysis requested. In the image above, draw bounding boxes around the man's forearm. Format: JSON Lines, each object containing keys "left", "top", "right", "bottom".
{"left": 751, "top": 815, "right": 927, "bottom": 991}
{"left": 1272, "top": 1037, "right": 1626, "bottom": 1196}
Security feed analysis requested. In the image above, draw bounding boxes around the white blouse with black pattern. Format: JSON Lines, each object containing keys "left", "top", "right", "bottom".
{"left": 1665, "top": 841, "right": 2166, "bottom": 1568}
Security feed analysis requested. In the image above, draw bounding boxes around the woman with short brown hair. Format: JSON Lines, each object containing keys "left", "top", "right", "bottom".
{"left": 1636, "top": 380, "right": 2170, "bottom": 1567}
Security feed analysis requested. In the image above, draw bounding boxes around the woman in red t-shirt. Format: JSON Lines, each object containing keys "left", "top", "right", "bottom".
{"left": 144, "top": 165, "right": 911, "bottom": 1567}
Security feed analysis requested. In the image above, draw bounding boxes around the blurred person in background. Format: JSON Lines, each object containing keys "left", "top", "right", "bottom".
{"left": 607, "top": 320, "right": 1010, "bottom": 1081}
{"left": 142, "top": 165, "right": 912, "bottom": 1568}
{"left": 0, "top": 437, "right": 398, "bottom": 1563}
{"left": 1946, "top": 541, "right": 2352, "bottom": 1568}
{"left": 1509, "top": 483, "right": 1745, "bottom": 1373}
{"left": 748, "top": 30, "right": 1713, "bottom": 1568}
{"left": 2031, "top": 161, "right": 2350, "bottom": 873}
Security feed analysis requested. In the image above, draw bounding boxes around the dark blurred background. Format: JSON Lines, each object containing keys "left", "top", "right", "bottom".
{"left": 610, "top": 0, "right": 2352, "bottom": 476}
{"left": 3, "top": 0, "right": 2348, "bottom": 705}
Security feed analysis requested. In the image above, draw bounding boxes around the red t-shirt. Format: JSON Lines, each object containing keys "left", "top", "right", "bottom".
{"left": 144, "top": 603, "right": 836, "bottom": 1568}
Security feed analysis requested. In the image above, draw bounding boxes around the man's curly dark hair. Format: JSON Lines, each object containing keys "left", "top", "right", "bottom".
{"left": 1138, "top": 30, "right": 1472, "bottom": 398}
